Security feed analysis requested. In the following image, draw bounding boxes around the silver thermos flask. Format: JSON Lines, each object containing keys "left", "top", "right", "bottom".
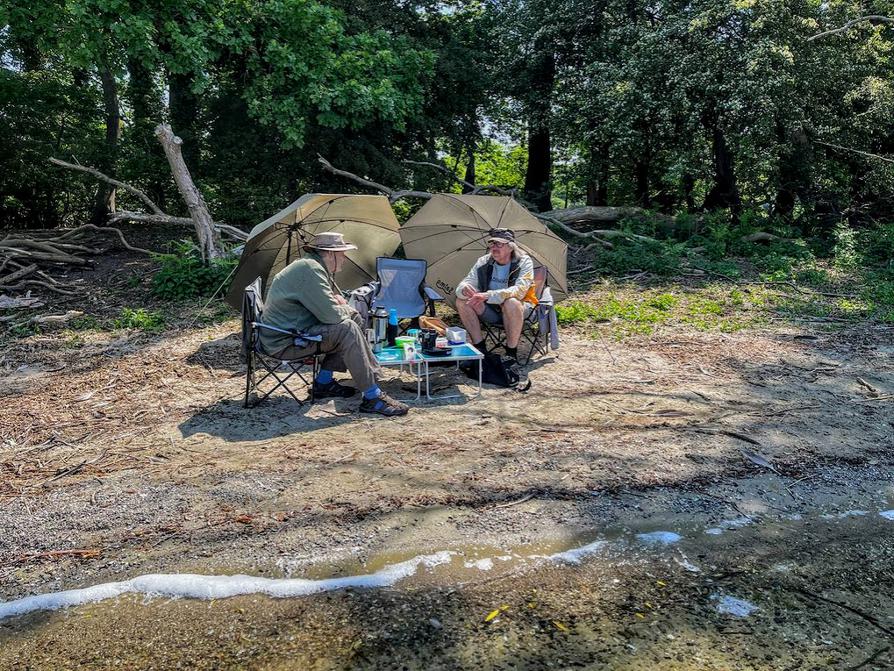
{"left": 372, "top": 307, "right": 388, "bottom": 353}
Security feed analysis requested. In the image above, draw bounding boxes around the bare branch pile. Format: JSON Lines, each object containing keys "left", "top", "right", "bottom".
{"left": 0, "top": 225, "right": 153, "bottom": 296}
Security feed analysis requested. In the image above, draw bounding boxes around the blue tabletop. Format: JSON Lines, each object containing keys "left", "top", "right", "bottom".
{"left": 375, "top": 343, "right": 482, "bottom": 363}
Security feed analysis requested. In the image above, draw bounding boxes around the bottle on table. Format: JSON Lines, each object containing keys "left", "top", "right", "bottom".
{"left": 386, "top": 308, "right": 398, "bottom": 347}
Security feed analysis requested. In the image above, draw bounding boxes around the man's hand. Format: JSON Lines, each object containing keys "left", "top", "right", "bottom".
{"left": 467, "top": 292, "right": 489, "bottom": 309}
{"left": 334, "top": 294, "right": 348, "bottom": 305}
{"left": 461, "top": 285, "right": 476, "bottom": 299}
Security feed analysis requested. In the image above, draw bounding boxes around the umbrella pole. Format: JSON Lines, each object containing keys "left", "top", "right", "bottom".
{"left": 286, "top": 229, "right": 292, "bottom": 265}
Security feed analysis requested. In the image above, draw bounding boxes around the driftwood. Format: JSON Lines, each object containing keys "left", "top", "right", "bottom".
{"left": 155, "top": 124, "right": 223, "bottom": 261}
{"left": 0, "top": 226, "right": 156, "bottom": 297}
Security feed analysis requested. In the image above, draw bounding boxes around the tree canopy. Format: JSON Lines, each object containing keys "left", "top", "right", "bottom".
{"left": 1, "top": 0, "right": 892, "bottom": 238}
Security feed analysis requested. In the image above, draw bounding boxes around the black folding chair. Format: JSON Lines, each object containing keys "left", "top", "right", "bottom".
{"left": 483, "top": 266, "right": 555, "bottom": 366}
{"left": 241, "top": 277, "right": 324, "bottom": 408}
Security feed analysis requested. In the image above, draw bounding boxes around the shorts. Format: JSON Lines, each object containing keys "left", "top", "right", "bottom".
{"left": 480, "top": 302, "right": 534, "bottom": 324}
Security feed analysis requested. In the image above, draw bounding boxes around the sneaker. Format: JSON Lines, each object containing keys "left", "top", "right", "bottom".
{"left": 508, "top": 358, "right": 530, "bottom": 390}
{"left": 312, "top": 380, "right": 357, "bottom": 399}
{"left": 359, "top": 392, "right": 409, "bottom": 417}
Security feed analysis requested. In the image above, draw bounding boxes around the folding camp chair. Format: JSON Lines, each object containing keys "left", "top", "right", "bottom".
{"left": 483, "top": 265, "right": 559, "bottom": 366}
{"left": 368, "top": 257, "right": 443, "bottom": 330}
{"left": 241, "top": 277, "right": 324, "bottom": 408}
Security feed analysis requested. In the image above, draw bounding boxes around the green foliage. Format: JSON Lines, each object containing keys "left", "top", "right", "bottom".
{"left": 112, "top": 308, "right": 165, "bottom": 332}
{"left": 556, "top": 286, "right": 761, "bottom": 337}
{"left": 587, "top": 238, "right": 687, "bottom": 276}
{"left": 151, "top": 241, "right": 237, "bottom": 300}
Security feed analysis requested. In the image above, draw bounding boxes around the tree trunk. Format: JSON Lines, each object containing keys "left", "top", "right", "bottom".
{"left": 585, "top": 143, "right": 609, "bottom": 206}
{"left": 168, "top": 71, "right": 201, "bottom": 177}
{"left": 523, "top": 38, "right": 555, "bottom": 212}
{"left": 702, "top": 107, "right": 741, "bottom": 218}
{"left": 462, "top": 147, "right": 475, "bottom": 194}
{"left": 90, "top": 65, "right": 121, "bottom": 226}
{"left": 773, "top": 124, "right": 813, "bottom": 222}
{"left": 634, "top": 155, "right": 650, "bottom": 209}
{"left": 154, "top": 124, "right": 222, "bottom": 261}
{"left": 682, "top": 173, "right": 695, "bottom": 211}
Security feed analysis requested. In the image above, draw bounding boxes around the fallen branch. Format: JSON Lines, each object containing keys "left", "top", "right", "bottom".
{"left": 741, "top": 232, "right": 780, "bottom": 243}
{"left": 322, "top": 155, "right": 661, "bottom": 247}
{"left": 0, "top": 263, "right": 38, "bottom": 287}
{"left": 50, "top": 157, "right": 164, "bottom": 215}
{"left": 108, "top": 211, "right": 248, "bottom": 241}
{"left": 56, "top": 224, "right": 155, "bottom": 254}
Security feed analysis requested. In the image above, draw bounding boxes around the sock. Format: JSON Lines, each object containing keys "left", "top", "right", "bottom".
{"left": 316, "top": 369, "right": 334, "bottom": 385}
{"left": 362, "top": 385, "right": 381, "bottom": 400}
{"left": 473, "top": 339, "right": 487, "bottom": 351}
{"left": 505, "top": 346, "right": 518, "bottom": 360}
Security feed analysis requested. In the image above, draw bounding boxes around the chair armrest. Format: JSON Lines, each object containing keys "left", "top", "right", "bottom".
{"left": 423, "top": 286, "right": 444, "bottom": 301}
{"left": 254, "top": 322, "right": 322, "bottom": 342}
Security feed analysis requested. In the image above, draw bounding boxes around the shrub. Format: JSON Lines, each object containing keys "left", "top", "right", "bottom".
{"left": 151, "top": 240, "right": 238, "bottom": 300}
{"left": 113, "top": 308, "right": 165, "bottom": 332}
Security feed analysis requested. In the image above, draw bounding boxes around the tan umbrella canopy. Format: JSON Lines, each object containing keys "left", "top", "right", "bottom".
{"left": 400, "top": 194, "right": 568, "bottom": 308}
{"left": 225, "top": 194, "right": 400, "bottom": 309}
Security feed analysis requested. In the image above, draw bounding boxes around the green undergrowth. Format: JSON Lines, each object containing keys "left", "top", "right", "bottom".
{"left": 569, "top": 215, "right": 894, "bottom": 332}
{"left": 556, "top": 286, "right": 769, "bottom": 339}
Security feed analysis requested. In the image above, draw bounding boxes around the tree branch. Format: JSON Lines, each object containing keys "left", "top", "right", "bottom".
{"left": 402, "top": 159, "right": 519, "bottom": 198}
{"left": 318, "top": 155, "right": 396, "bottom": 197}
{"left": 49, "top": 157, "right": 163, "bottom": 215}
{"left": 55, "top": 224, "right": 155, "bottom": 255}
{"left": 815, "top": 140, "right": 894, "bottom": 165}
{"left": 403, "top": 159, "right": 476, "bottom": 190}
{"left": 807, "top": 15, "right": 894, "bottom": 42}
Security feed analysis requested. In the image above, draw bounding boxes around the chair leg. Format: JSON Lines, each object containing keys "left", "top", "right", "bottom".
{"left": 244, "top": 354, "right": 256, "bottom": 408}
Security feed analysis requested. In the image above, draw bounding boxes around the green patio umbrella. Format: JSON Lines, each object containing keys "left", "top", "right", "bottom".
{"left": 400, "top": 194, "right": 568, "bottom": 308}
{"left": 225, "top": 194, "right": 400, "bottom": 309}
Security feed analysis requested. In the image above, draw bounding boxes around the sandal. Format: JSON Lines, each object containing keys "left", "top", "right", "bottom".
{"left": 359, "top": 392, "right": 409, "bottom": 417}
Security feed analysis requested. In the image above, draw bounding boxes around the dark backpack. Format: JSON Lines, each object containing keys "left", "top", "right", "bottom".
{"left": 464, "top": 353, "right": 531, "bottom": 391}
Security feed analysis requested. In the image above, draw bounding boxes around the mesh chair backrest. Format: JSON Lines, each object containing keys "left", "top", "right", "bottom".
{"left": 241, "top": 277, "right": 264, "bottom": 358}
{"left": 373, "top": 257, "right": 427, "bottom": 319}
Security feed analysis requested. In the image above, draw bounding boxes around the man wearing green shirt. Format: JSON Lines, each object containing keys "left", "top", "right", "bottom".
{"left": 260, "top": 232, "right": 408, "bottom": 417}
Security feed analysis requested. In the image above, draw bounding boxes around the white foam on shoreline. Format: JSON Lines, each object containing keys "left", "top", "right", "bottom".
{"left": 545, "top": 539, "right": 610, "bottom": 564}
{"left": 880, "top": 510, "right": 894, "bottom": 521}
{"left": 0, "top": 551, "right": 453, "bottom": 621}
{"left": 636, "top": 531, "right": 682, "bottom": 546}
{"left": 712, "top": 593, "right": 759, "bottom": 617}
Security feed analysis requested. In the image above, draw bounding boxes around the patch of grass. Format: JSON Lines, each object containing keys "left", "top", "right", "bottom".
{"left": 69, "top": 315, "right": 101, "bottom": 330}
{"left": 557, "top": 286, "right": 765, "bottom": 338}
{"left": 112, "top": 307, "right": 165, "bottom": 332}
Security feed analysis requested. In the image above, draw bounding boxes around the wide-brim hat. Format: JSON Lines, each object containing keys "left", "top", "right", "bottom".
{"left": 303, "top": 231, "right": 358, "bottom": 252}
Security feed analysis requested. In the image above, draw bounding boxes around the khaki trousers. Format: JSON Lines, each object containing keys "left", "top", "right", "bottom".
{"left": 272, "top": 311, "right": 379, "bottom": 391}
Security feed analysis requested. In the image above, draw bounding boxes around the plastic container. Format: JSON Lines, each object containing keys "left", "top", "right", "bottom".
{"left": 395, "top": 335, "right": 415, "bottom": 348}
{"left": 446, "top": 327, "right": 467, "bottom": 345}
